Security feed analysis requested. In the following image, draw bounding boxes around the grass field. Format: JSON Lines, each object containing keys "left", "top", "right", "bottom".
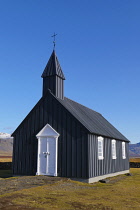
{"left": 130, "top": 158, "right": 140, "bottom": 162}
{"left": 0, "top": 157, "right": 12, "bottom": 162}
{"left": 0, "top": 152, "right": 12, "bottom": 163}
{"left": 0, "top": 168, "right": 140, "bottom": 209}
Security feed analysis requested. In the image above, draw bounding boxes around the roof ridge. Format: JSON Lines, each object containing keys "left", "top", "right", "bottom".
{"left": 47, "top": 91, "right": 129, "bottom": 142}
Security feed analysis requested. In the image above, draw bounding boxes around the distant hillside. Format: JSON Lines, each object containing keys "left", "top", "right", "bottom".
{"left": 0, "top": 133, "right": 13, "bottom": 156}
{"left": 129, "top": 142, "right": 140, "bottom": 157}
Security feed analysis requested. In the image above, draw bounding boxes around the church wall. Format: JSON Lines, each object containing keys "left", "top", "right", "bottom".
{"left": 12, "top": 91, "right": 89, "bottom": 178}
{"left": 44, "top": 92, "right": 89, "bottom": 178}
{"left": 88, "top": 134, "right": 129, "bottom": 178}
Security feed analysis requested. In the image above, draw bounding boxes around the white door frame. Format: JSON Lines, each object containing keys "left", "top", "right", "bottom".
{"left": 36, "top": 124, "right": 60, "bottom": 176}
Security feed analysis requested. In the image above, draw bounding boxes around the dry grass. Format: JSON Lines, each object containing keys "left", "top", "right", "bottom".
{"left": 0, "top": 168, "right": 140, "bottom": 209}
{"left": 0, "top": 158, "right": 12, "bottom": 162}
{"left": 130, "top": 158, "right": 140, "bottom": 162}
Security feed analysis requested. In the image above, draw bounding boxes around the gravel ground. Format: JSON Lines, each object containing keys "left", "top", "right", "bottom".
{"left": 0, "top": 173, "right": 127, "bottom": 196}
{"left": 0, "top": 176, "right": 67, "bottom": 195}
{"left": 0, "top": 175, "right": 93, "bottom": 209}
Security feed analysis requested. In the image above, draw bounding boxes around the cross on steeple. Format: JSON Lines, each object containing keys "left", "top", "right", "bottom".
{"left": 51, "top": 33, "right": 57, "bottom": 50}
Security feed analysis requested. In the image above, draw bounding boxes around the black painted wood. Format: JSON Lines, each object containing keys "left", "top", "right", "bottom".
{"left": 12, "top": 90, "right": 89, "bottom": 178}
{"left": 88, "top": 134, "right": 129, "bottom": 178}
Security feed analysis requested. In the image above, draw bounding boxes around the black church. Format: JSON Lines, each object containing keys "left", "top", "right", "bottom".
{"left": 12, "top": 50, "right": 129, "bottom": 183}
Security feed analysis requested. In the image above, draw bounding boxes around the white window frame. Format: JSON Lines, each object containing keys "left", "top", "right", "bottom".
{"left": 122, "top": 142, "right": 126, "bottom": 159}
{"left": 98, "top": 136, "right": 104, "bottom": 160}
{"left": 112, "top": 139, "right": 116, "bottom": 159}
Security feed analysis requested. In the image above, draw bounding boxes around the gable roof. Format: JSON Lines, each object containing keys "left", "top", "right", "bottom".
{"left": 41, "top": 50, "right": 65, "bottom": 79}
{"left": 12, "top": 88, "right": 129, "bottom": 142}
{"left": 56, "top": 95, "right": 129, "bottom": 142}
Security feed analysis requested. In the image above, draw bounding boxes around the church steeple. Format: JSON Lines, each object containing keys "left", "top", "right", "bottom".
{"left": 42, "top": 50, "right": 65, "bottom": 99}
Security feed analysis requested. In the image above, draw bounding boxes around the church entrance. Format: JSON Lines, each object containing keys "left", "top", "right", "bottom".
{"left": 36, "top": 124, "right": 59, "bottom": 176}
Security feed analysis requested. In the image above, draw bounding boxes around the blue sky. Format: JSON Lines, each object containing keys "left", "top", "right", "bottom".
{"left": 0, "top": 0, "right": 140, "bottom": 143}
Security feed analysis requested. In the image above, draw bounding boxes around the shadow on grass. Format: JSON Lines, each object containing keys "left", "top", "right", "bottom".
{"left": 0, "top": 170, "right": 13, "bottom": 178}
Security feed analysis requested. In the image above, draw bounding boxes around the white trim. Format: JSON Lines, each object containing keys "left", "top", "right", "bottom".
{"left": 98, "top": 136, "right": 104, "bottom": 160}
{"left": 112, "top": 139, "right": 117, "bottom": 159}
{"left": 36, "top": 124, "right": 59, "bottom": 176}
{"left": 36, "top": 135, "right": 59, "bottom": 138}
{"left": 72, "top": 170, "right": 129, "bottom": 183}
{"left": 36, "top": 124, "right": 60, "bottom": 138}
{"left": 36, "top": 138, "right": 41, "bottom": 175}
{"left": 122, "top": 142, "right": 126, "bottom": 159}
{"left": 55, "top": 137, "right": 58, "bottom": 177}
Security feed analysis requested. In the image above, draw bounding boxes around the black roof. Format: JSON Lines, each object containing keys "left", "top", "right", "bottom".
{"left": 41, "top": 50, "right": 65, "bottom": 79}
{"left": 12, "top": 88, "right": 129, "bottom": 142}
{"left": 56, "top": 95, "right": 129, "bottom": 142}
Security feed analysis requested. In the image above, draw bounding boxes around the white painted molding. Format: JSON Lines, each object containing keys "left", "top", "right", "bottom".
{"left": 72, "top": 170, "right": 129, "bottom": 183}
{"left": 36, "top": 124, "right": 60, "bottom": 138}
{"left": 98, "top": 136, "right": 104, "bottom": 160}
{"left": 112, "top": 139, "right": 117, "bottom": 159}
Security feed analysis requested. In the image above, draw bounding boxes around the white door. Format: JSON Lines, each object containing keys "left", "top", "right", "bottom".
{"left": 36, "top": 124, "right": 59, "bottom": 177}
{"left": 39, "top": 138, "right": 47, "bottom": 174}
{"left": 46, "top": 137, "right": 56, "bottom": 176}
{"left": 39, "top": 137, "right": 57, "bottom": 176}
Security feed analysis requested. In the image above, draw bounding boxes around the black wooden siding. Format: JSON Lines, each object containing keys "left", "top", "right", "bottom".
{"left": 88, "top": 134, "right": 129, "bottom": 178}
{"left": 43, "top": 76, "right": 64, "bottom": 99}
{"left": 12, "top": 91, "right": 88, "bottom": 178}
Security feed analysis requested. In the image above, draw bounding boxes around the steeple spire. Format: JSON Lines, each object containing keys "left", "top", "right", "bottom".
{"left": 42, "top": 50, "right": 65, "bottom": 99}
{"left": 42, "top": 50, "right": 65, "bottom": 79}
